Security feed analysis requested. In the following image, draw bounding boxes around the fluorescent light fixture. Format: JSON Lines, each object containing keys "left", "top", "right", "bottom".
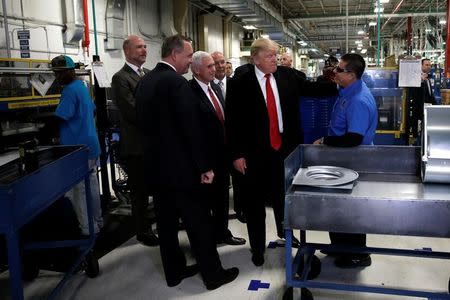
{"left": 369, "top": 21, "right": 377, "bottom": 26}
{"left": 324, "top": 54, "right": 329, "bottom": 57}
{"left": 361, "top": 49, "right": 367, "bottom": 54}
{"left": 444, "top": 42, "right": 446, "bottom": 45}
{"left": 357, "top": 47, "right": 362, "bottom": 50}
{"left": 425, "top": 29, "right": 432, "bottom": 32}
{"left": 355, "top": 40, "right": 363, "bottom": 44}
{"left": 351, "top": 50, "right": 356, "bottom": 53}
{"left": 439, "top": 20, "right": 446, "bottom": 25}
{"left": 261, "top": 34, "right": 269, "bottom": 39}
{"left": 358, "top": 30, "right": 365, "bottom": 35}
{"left": 310, "top": 48, "right": 318, "bottom": 52}
{"left": 243, "top": 25, "right": 257, "bottom": 30}
{"left": 374, "top": 7, "right": 384, "bottom": 13}
{"left": 413, "top": 35, "right": 418, "bottom": 39}
{"left": 378, "top": 0, "right": 389, "bottom": 3}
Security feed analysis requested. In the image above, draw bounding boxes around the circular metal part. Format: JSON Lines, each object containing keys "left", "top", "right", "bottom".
{"left": 296, "top": 165, "right": 359, "bottom": 186}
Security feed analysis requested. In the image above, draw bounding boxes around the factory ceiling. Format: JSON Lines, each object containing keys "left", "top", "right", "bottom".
{"left": 193, "top": 0, "right": 447, "bottom": 57}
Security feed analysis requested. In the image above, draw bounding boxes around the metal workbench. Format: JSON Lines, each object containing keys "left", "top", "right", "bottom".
{"left": 283, "top": 145, "right": 450, "bottom": 299}
{"left": 0, "top": 146, "right": 97, "bottom": 300}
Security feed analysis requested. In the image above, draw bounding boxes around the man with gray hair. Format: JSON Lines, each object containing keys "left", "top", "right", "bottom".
{"left": 135, "top": 36, "right": 238, "bottom": 290}
{"left": 189, "top": 51, "right": 246, "bottom": 247}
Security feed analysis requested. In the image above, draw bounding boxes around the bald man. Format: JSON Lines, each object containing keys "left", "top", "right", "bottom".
{"left": 111, "top": 35, "right": 158, "bottom": 247}
{"left": 281, "top": 53, "right": 306, "bottom": 79}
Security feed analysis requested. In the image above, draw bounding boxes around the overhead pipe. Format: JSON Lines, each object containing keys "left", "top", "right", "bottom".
{"left": 446, "top": 0, "right": 450, "bottom": 78}
{"left": 82, "top": 0, "right": 90, "bottom": 56}
{"left": 381, "top": 0, "right": 405, "bottom": 32}
{"left": 2, "top": 0, "right": 11, "bottom": 58}
{"left": 288, "top": 11, "right": 446, "bottom": 22}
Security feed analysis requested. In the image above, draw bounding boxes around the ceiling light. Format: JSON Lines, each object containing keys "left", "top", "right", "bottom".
{"left": 243, "top": 25, "right": 257, "bottom": 30}
{"left": 358, "top": 30, "right": 365, "bottom": 35}
{"left": 425, "top": 29, "right": 432, "bottom": 32}
{"left": 361, "top": 49, "right": 367, "bottom": 54}
{"left": 310, "top": 48, "right": 318, "bottom": 52}
{"left": 324, "top": 54, "right": 329, "bottom": 57}
{"left": 369, "top": 21, "right": 377, "bottom": 26}
{"left": 378, "top": 0, "right": 389, "bottom": 3}
{"left": 439, "top": 20, "right": 446, "bottom": 25}
{"left": 357, "top": 46, "right": 362, "bottom": 50}
{"left": 261, "top": 34, "right": 269, "bottom": 39}
{"left": 355, "top": 40, "right": 363, "bottom": 44}
{"left": 351, "top": 50, "right": 356, "bottom": 53}
{"left": 374, "top": 7, "right": 384, "bottom": 13}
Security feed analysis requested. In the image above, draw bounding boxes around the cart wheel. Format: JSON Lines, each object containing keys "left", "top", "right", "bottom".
{"left": 282, "top": 287, "right": 314, "bottom": 300}
{"left": 84, "top": 251, "right": 99, "bottom": 278}
{"left": 296, "top": 255, "right": 321, "bottom": 280}
{"left": 22, "top": 263, "right": 39, "bottom": 282}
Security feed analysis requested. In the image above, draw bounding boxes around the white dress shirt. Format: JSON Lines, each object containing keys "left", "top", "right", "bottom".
{"left": 254, "top": 66, "right": 283, "bottom": 133}
{"left": 159, "top": 61, "right": 177, "bottom": 72}
{"left": 213, "top": 77, "right": 227, "bottom": 99}
{"left": 126, "top": 61, "right": 143, "bottom": 76}
{"left": 194, "top": 77, "right": 225, "bottom": 118}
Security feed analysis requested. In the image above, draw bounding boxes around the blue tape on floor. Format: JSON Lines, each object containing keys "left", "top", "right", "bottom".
{"left": 248, "top": 280, "right": 270, "bottom": 291}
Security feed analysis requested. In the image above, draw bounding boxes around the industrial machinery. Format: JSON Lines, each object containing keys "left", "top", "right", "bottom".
{"left": 0, "top": 58, "right": 92, "bottom": 151}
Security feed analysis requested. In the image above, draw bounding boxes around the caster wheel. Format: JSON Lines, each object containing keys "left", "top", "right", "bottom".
{"left": 282, "top": 287, "right": 314, "bottom": 300}
{"left": 297, "top": 255, "right": 321, "bottom": 280}
{"left": 83, "top": 251, "right": 99, "bottom": 278}
{"left": 22, "top": 264, "right": 39, "bottom": 282}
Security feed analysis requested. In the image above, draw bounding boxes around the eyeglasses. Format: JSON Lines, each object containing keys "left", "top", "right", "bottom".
{"left": 334, "top": 66, "right": 352, "bottom": 73}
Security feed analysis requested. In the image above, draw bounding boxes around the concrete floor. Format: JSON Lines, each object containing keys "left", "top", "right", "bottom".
{"left": 2, "top": 206, "right": 450, "bottom": 300}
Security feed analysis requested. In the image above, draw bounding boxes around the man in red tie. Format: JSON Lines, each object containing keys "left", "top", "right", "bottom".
{"left": 226, "top": 38, "right": 337, "bottom": 266}
{"left": 189, "top": 51, "right": 246, "bottom": 247}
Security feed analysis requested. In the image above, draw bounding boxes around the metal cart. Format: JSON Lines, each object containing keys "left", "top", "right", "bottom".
{"left": 283, "top": 144, "right": 450, "bottom": 299}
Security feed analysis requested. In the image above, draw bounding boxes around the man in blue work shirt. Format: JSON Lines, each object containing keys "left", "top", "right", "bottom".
{"left": 315, "top": 53, "right": 378, "bottom": 268}
{"left": 51, "top": 55, "right": 103, "bottom": 236}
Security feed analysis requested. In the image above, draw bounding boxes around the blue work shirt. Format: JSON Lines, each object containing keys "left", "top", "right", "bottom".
{"left": 55, "top": 79, "right": 101, "bottom": 159}
{"left": 328, "top": 79, "right": 378, "bottom": 145}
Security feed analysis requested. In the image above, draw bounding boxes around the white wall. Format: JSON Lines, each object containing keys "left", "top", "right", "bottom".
{"left": 0, "top": 0, "right": 162, "bottom": 82}
{"left": 202, "top": 14, "right": 223, "bottom": 53}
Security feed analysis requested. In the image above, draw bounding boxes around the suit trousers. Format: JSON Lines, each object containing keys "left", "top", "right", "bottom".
{"left": 241, "top": 149, "right": 285, "bottom": 254}
{"left": 231, "top": 168, "right": 244, "bottom": 214}
{"left": 126, "top": 156, "right": 151, "bottom": 235}
{"left": 153, "top": 187, "right": 223, "bottom": 285}
{"left": 202, "top": 169, "right": 231, "bottom": 241}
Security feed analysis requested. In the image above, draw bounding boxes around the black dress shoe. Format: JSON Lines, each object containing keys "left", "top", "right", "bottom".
{"left": 219, "top": 236, "right": 246, "bottom": 246}
{"left": 167, "top": 264, "right": 199, "bottom": 287}
{"left": 136, "top": 232, "right": 159, "bottom": 247}
{"left": 205, "top": 267, "right": 239, "bottom": 290}
{"left": 334, "top": 254, "right": 372, "bottom": 269}
{"left": 251, "top": 252, "right": 264, "bottom": 266}
{"left": 236, "top": 212, "right": 246, "bottom": 223}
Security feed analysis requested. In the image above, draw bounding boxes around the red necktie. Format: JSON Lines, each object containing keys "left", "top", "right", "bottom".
{"left": 265, "top": 74, "right": 281, "bottom": 150}
{"left": 207, "top": 86, "right": 225, "bottom": 125}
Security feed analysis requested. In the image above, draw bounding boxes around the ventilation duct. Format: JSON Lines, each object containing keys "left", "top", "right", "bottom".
{"left": 207, "top": 0, "right": 295, "bottom": 44}
{"left": 104, "top": 0, "right": 126, "bottom": 50}
{"left": 62, "top": 0, "right": 85, "bottom": 46}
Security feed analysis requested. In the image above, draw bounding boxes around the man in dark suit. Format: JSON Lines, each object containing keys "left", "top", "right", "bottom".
{"left": 280, "top": 52, "right": 307, "bottom": 79}
{"left": 188, "top": 51, "right": 246, "bottom": 246}
{"left": 111, "top": 35, "right": 158, "bottom": 247}
{"left": 211, "top": 51, "right": 246, "bottom": 223}
{"left": 135, "top": 35, "right": 238, "bottom": 290}
{"left": 407, "top": 58, "right": 437, "bottom": 140}
{"left": 226, "top": 38, "right": 337, "bottom": 266}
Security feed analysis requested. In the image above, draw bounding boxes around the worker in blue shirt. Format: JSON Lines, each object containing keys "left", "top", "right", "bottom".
{"left": 51, "top": 55, "right": 103, "bottom": 236}
{"left": 315, "top": 53, "right": 378, "bottom": 268}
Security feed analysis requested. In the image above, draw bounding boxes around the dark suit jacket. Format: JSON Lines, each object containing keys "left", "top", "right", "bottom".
{"left": 111, "top": 63, "right": 149, "bottom": 157}
{"left": 409, "top": 78, "right": 437, "bottom": 121}
{"left": 135, "top": 63, "right": 211, "bottom": 190}
{"left": 189, "top": 79, "right": 226, "bottom": 173}
{"left": 226, "top": 65, "right": 337, "bottom": 162}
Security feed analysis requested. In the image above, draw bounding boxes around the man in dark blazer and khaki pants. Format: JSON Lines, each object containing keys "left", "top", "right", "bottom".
{"left": 135, "top": 35, "right": 238, "bottom": 290}
{"left": 226, "top": 38, "right": 337, "bottom": 267}
{"left": 111, "top": 35, "right": 158, "bottom": 246}
{"left": 188, "top": 51, "right": 246, "bottom": 246}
